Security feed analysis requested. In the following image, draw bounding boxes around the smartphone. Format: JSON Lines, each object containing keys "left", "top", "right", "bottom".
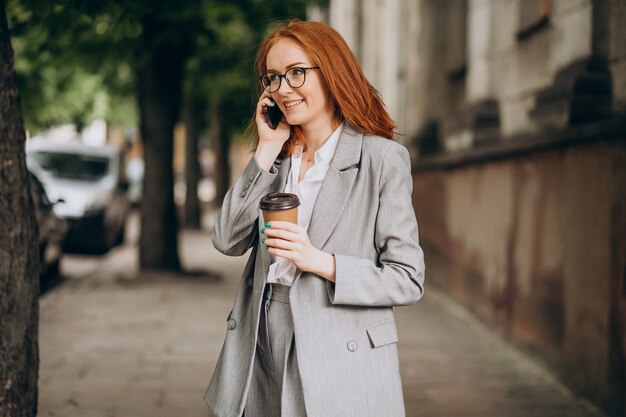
{"left": 263, "top": 104, "right": 283, "bottom": 130}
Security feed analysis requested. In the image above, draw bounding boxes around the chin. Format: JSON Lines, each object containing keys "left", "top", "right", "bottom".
{"left": 286, "top": 115, "right": 306, "bottom": 126}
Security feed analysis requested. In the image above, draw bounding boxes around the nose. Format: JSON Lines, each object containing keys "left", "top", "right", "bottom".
{"left": 277, "top": 76, "right": 293, "bottom": 95}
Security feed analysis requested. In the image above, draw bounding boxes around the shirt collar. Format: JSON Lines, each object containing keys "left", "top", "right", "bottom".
{"left": 289, "top": 122, "right": 344, "bottom": 178}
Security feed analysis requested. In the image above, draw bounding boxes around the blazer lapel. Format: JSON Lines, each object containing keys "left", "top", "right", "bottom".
{"left": 293, "top": 124, "right": 362, "bottom": 284}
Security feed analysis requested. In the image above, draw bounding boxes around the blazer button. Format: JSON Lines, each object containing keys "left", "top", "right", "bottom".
{"left": 347, "top": 340, "right": 358, "bottom": 352}
{"left": 247, "top": 278, "right": 254, "bottom": 288}
{"left": 227, "top": 319, "right": 237, "bottom": 330}
{"left": 244, "top": 183, "right": 250, "bottom": 190}
{"left": 240, "top": 192, "right": 246, "bottom": 198}
{"left": 248, "top": 175, "right": 254, "bottom": 182}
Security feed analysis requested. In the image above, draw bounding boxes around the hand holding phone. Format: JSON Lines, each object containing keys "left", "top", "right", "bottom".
{"left": 263, "top": 103, "right": 284, "bottom": 130}
{"left": 255, "top": 95, "right": 290, "bottom": 170}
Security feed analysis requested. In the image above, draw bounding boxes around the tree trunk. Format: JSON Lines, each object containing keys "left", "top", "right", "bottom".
{"left": 0, "top": 1, "right": 40, "bottom": 415}
{"left": 183, "top": 94, "right": 201, "bottom": 229}
{"left": 137, "top": 12, "right": 186, "bottom": 271}
{"left": 210, "top": 99, "right": 230, "bottom": 206}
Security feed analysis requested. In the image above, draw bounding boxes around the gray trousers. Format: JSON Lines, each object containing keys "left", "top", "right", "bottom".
{"left": 244, "top": 284, "right": 307, "bottom": 417}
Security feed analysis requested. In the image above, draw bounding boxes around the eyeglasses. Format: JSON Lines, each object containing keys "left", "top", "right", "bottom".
{"left": 259, "top": 66, "right": 320, "bottom": 93}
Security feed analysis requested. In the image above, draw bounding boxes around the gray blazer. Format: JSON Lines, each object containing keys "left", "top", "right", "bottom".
{"left": 204, "top": 124, "right": 425, "bottom": 417}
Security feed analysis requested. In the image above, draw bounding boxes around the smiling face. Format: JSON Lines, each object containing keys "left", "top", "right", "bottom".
{"left": 265, "top": 38, "right": 336, "bottom": 133}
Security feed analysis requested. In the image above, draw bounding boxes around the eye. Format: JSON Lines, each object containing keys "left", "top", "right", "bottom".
{"left": 267, "top": 73, "right": 280, "bottom": 82}
{"left": 290, "top": 68, "right": 305, "bottom": 77}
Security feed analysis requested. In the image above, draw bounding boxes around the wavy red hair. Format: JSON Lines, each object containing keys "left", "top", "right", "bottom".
{"left": 250, "top": 19, "right": 396, "bottom": 156}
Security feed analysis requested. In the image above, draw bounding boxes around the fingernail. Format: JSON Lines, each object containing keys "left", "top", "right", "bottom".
{"left": 262, "top": 238, "right": 265, "bottom": 243}
{"left": 269, "top": 99, "right": 275, "bottom": 105}
{"left": 260, "top": 228, "right": 265, "bottom": 234}
{"left": 265, "top": 222, "right": 271, "bottom": 227}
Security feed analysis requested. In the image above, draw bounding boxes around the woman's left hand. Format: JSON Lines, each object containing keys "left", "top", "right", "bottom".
{"left": 262, "top": 221, "right": 335, "bottom": 280}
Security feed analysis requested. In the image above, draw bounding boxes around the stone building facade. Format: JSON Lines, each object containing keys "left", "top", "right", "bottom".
{"left": 317, "top": 0, "right": 626, "bottom": 415}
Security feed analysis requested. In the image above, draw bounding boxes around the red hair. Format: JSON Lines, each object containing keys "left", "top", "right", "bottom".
{"left": 250, "top": 19, "right": 396, "bottom": 156}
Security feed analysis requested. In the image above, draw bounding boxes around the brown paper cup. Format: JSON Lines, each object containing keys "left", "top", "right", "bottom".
{"left": 261, "top": 207, "right": 298, "bottom": 224}
{"left": 259, "top": 192, "right": 300, "bottom": 225}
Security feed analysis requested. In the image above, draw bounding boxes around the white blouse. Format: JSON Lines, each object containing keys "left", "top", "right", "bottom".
{"left": 266, "top": 123, "right": 344, "bottom": 287}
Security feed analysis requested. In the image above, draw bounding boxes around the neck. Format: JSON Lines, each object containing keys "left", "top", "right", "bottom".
{"left": 301, "top": 116, "right": 340, "bottom": 153}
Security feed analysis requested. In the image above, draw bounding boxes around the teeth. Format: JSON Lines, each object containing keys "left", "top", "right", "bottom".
{"left": 285, "top": 100, "right": 303, "bottom": 108}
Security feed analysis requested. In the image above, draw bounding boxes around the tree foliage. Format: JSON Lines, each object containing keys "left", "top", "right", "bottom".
{"left": 6, "top": 0, "right": 311, "bottom": 135}
{"left": 6, "top": 1, "right": 138, "bottom": 132}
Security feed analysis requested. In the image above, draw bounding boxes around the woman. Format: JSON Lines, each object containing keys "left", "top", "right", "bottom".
{"left": 204, "top": 19, "right": 425, "bottom": 417}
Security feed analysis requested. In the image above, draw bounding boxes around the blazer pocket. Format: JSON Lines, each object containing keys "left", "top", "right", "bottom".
{"left": 366, "top": 320, "right": 399, "bottom": 348}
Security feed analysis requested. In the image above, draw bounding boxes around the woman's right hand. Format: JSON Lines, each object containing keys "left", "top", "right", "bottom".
{"left": 253, "top": 92, "right": 291, "bottom": 171}
{"left": 255, "top": 92, "right": 291, "bottom": 147}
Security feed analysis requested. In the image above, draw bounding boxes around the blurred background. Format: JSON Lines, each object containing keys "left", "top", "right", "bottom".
{"left": 3, "top": 0, "right": 624, "bottom": 416}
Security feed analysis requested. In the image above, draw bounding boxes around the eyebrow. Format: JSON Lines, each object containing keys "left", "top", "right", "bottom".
{"left": 267, "top": 62, "right": 308, "bottom": 73}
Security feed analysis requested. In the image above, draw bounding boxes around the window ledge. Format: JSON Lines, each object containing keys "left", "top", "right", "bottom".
{"left": 413, "top": 115, "right": 626, "bottom": 172}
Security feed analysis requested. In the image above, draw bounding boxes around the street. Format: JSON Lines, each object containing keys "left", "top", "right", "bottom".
{"left": 38, "top": 211, "right": 606, "bottom": 417}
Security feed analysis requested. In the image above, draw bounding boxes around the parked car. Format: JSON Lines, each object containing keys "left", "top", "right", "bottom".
{"left": 26, "top": 140, "right": 130, "bottom": 254}
{"left": 29, "top": 171, "right": 68, "bottom": 278}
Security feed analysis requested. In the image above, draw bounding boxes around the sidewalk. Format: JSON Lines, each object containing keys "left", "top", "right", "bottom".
{"left": 38, "top": 219, "right": 605, "bottom": 417}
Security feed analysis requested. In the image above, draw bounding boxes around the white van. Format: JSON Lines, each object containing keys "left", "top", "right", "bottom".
{"left": 27, "top": 139, "right": 130, "bottom": 254}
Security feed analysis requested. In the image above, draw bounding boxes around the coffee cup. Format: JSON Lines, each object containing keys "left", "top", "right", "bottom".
{"left": 260, "top": 192, "right": 300, "bottom": 224}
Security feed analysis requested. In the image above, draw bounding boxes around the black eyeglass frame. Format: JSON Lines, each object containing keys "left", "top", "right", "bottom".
{"left": 259, "top": 66, "right": 320, "bottom": 93}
